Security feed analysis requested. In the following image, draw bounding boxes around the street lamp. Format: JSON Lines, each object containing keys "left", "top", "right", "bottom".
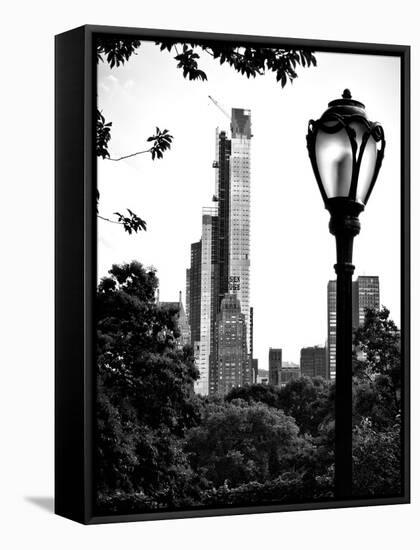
{"left": 306, "top": 89, "right": 385, "bottom": 499}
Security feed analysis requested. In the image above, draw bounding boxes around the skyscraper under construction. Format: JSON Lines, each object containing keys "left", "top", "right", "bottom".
{"left": 187, "top": 107, "right": 253, "bottom": 396}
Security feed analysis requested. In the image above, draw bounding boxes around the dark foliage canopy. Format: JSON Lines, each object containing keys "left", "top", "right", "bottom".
{"left": 226, "top": 376, "right": 333, "bottom": 437}
{"left": 186, "top": 400, "right": 311, "bottom": 487}
{"left": 97, "top": 37, "right": 142, "bottom": 68}
{"left": 96, "top": 35, "right": 317, "bottom": 83}
{"left": 96, "top": 262, "right": 202, "bottom": 511}
{"left": 96, "top": 264, "right": 402, "bottom": 512}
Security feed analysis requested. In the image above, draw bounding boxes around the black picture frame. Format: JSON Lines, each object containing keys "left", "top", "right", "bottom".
{"left": 55, "top": 24, "right": 410, "bottom": 525}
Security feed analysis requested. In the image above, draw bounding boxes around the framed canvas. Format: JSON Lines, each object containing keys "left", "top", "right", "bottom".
{"left": 55, "top": 25, "right": 410, "bottom": 524}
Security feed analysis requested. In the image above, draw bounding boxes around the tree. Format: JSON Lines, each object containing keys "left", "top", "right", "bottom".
{"left": 96, "top": 112, "right": 173, "bottom": 165}
{"left": 353, "top": 307, "right": 401, "bottom": 393}
{"left": 95, "top": 266, "right": 403, "bottom": 512}
{"left": 350, "top": 307, "right": 402, "bottom": 496}
{"left": 353, "top": 307, "right": 401, "bottom": 429}
{"left": 225, "top": 383, "right": 284, "bottom": 408}
{"left": 96, "top": 261, "right": 203, "bottom": 512}
{"left": 276, "top": 377, "right": 333, "bottom": 437}
{"left": 96, "top": 39, "right": 175, "bottom": 234}
{"left": 96, "top": 36, "right": 317, "bottom": 233}
{"left": 96, "top": 112, "right": 173, "bottom": 234}
{"left": 96, "top": 37, "right": 317, "bottom": 87}
{"left": 185, "top": 399, "right": 311, "bottom": 489}
{"left": 226, "top": 377, "right": 333, "bottom": 437}
{"left": 227, "top": 380, "right": 336, "bottom": 488}
{"left": 202, "top": 470, "right": 334, "bottom": 507}
{"left": 352, "top": 418, "right": 401, "bottom": 497}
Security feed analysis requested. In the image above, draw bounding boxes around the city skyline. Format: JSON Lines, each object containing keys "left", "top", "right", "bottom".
{"left": 97, "top": 42, "right": 400, "bottom": 368}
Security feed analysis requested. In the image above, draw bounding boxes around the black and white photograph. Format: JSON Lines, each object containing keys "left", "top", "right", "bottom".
{"left": 3, "top": 0, "right": 419, "bottom": 547}
{"left": 94, "top": 31, "right": 407, "bottom": 517}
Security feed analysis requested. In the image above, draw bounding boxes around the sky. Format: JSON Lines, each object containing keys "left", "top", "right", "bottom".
{"left": 97, "top": 42, "right": 400, "bottom": 369}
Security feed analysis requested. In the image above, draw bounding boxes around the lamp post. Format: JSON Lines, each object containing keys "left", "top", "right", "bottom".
{"left": 306, "top": 89, "right": 385, "bottom": 499}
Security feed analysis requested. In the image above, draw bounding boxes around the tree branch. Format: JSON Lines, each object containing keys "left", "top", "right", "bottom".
{"left": 98, "top": 215, "right": 123, "bottom": 225}
{"left": 98, "top": 210, "right": 147, "bottom": 234}
{"left": 105, "top": 148, "right": 151, "bottom": 161}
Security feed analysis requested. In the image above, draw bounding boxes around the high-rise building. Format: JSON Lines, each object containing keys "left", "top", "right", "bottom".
{"left": 229, "top": 109, "right": 252, "bottom": 349}
{"left": 280, "top": 362, "right": 300, "bottom": 387}
{"left": 214, "top": 128, "right": 231, "bottom": 308}
{"left": 214, "top": 294, "right": 249, "bottom": 396}
{"left": 195, "top": 208, "right": 218, "bottom": 396}
{"left": 251, "top": 358, "right": 259, "bottom": 383}
{"left": 269, "top": 348, "right": 282, "bottom": 386}
{"left": 327, "top": 280, "right": 337, "bottom": 380}
{"left": 327, "top": 276, "right": 380, "bottom": 381}
{"left": 352, "top": 276, "right": 380, "bottom": 329}
{"left": 189, "top": 108, "right": 252, "bottom": 396}
{"left": 268, "top": 354, "right": 300, "bottom": 387}
{"left": 185, "top": 268, "right": 190, "bottom": 322}
{"left": 188, "top": 241, "right": 202, "bottom": 346}
{"left": 300, "top": 346, "right": 328, "bottom": 379}
{"left": 250, "top": 306, "right": 254, "bottom": 359}
{"left": 250, "top": 307, "right": 258, "bottom": 383}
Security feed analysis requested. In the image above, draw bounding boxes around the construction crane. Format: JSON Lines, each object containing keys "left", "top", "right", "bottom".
{"left": 208, "top": 95, "right": 231, "bottom": 122}
{"left": 209, "top": 96, "right": 231, "bottom": 183}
